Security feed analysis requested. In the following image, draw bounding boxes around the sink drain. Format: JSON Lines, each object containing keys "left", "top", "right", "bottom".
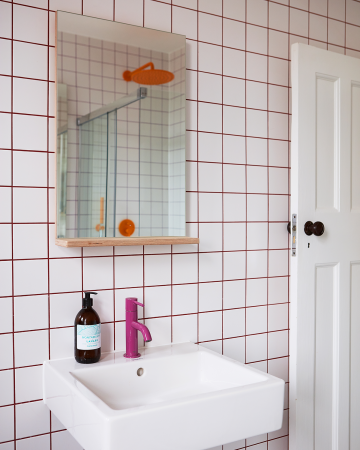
{"left": 137, "top": 368, "right": 144, "bottom": 376}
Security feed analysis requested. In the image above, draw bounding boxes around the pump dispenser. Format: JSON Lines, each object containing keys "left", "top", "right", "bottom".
{"left": 74, "top": 291, "right": 101, "bottom": 364}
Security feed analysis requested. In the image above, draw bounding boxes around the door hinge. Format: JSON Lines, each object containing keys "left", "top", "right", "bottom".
{"left": 291, "top": 214, "right": 297, "bottom": 256}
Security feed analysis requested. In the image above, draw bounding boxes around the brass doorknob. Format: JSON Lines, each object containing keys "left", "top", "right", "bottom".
{"left": 304, "top": 221, "right": 325, "bottom": 236}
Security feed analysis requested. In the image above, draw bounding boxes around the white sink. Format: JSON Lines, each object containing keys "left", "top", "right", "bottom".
{"left": 43, "top": 343, "right": 284, "bottom": 450}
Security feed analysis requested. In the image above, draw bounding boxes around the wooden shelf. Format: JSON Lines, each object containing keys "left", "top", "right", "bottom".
{"left": 55, "top": 236, "right": 199, "bottom": 247}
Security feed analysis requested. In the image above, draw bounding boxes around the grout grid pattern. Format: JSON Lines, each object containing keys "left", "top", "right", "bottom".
{"left": 0, "top": 0, "right": 360, "bottom": 449}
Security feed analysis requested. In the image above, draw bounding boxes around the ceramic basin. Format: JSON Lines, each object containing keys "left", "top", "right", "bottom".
{"left": 43, "top": 343, "right": 284, "bottom": 450}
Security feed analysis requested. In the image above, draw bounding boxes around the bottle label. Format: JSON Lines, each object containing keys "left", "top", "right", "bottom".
{"left": 77, "top": 324, "right": 101, "bottom": 350}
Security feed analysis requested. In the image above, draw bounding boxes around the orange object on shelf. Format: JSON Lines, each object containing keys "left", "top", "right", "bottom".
{"left": 123, "top": 62, "right": 174, "bottom": 85}
{"left": 119, "top": 219, "right": 135, "bottom": 237}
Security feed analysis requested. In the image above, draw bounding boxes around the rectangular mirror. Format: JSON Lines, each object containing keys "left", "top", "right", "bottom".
{"left": 56, "top": 12, "right": 197, "bottom": 247}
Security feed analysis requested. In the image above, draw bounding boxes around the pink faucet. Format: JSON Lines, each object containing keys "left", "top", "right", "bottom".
{"left": 124, "top": 298, "right": 152, "bottom": 359}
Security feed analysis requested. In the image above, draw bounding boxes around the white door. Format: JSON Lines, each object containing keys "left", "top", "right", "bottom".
{"left": 290, "top": 43, "right": 360, "bottom": 450}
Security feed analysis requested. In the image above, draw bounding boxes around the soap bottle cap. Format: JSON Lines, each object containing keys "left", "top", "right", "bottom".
{"left": 82, "top": 291, "right": 97, "bottom": 308}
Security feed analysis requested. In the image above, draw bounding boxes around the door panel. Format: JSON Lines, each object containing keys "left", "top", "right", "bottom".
{"left": 350, "top": 263, "right": 360, "bottom": 449}
{"left": 351, "top": 84, "right": 360, "bottom": 211}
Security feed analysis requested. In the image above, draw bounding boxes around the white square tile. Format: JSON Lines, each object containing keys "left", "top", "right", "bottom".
{"left": 199, "top": 12, "right": 222, "bottom": 45}
{"left": 13, "top": 224, "right": 47, "bottom": 259}
{"left": 347, "top": 24, "right": 360, "bottom": 51}
{"left": 144, "top": 285, "right": 171, "bottom": 317}
{"left": 246, "top": 109, "right": 267, "bottom": 138}
{"left": 92, "top": 290, "right": 114, "bottom": 323}
{"left": 0, "top": 114, "right": 11, "bottom": 149}
{"left": 310, "top": 0, "right": 327, "bottom": 14}
{"left": 0, "top": 225, "right": 11, "bottom": 260}
{"left": 223, "top": 135, "right": 246, "bottom": 164}
{"left": 172, "top": 284, "right": 198, "bottom": 315}
{"left": 247, "top": 0, "right": 268, "bottom": 26}
{"left": 198, "top": 132, "right": 222, "bottom": 162}
{"left": 268, "top": 356, "right": 289, "bottom": 382}
{"left": 14, "top": 295, "right": 48, "bottom": 332}
{"left": 0, "top": 150, "right": 11, "bottom": 186}
{"left": 83, "top": 247, "right": 113, "bottom": 257}
{"left": 269, "top": 57, "right": 289, "bottom": 86}
{"left": 145, "top": 317, "right": 171, "bottom": 347}
{"left": 187, "top": 130, "right": 198, "bottom": 161}
{"left": 14, "top": 330, "right": 48, "bottom": 367}
{"left": 223, "top": 336, "right": 245, "bottom": 363}
{"left": 223, "top": 280, "right": 245, "bottom": 309}
{"left": 224, "top": 223, "right": 246, "bottom": 251}
{"left": 173, "top": 0, "right": 197, "bottom": 8}
{"left": 247, "top": 166, "right": 268, "bottom": 194}
{"left": 223, "top": 77, "right": 245, "bottom": 107}
{"left": 14, "top": 259, "right": 48, "bottom": 296}
{"left": 328, "top": 0, "right": 345, "bottom": 21}
{"left": 13, "top": 78, "right": 47, "bottom": 115}
{"left": 144, "top": 0, "right": 171, "bottom": 32}
{"left": 13, "top": 188, "right": 47, "bottom": 223}
{"left": 144, "top": 254, "right": 171, "bottom": 286}
{"left": 246, "top": 81, "right": 267, "bottom": 110}
{"left": 269, "top": 223, "right": 289, "bottom": 249}
{"left": 13, "top": 151, "right": 47, "bottom": 187}
{"left": 13, "top": 41, "right": 48, "bottom": 80}
{"left": 172, "top": 6, "right": 197, "bottom": 40}
{"left": 81, "top": 0, "right": 113, "bottom": 19}
{"left": 199, "top": 193, "right": 222, "bottom": 222}
{"left": 223, "top": 106, "right": 245, "bottom": 135}
{"left": 223, "top": 18, "right": 245, "bottom": 50}
{"left": 269, "top": 30, "right": 289, "bottom": 59}
{"left": 268, "top": 276, "right": 288, "bottom": 304}
{"left": 199, "top": 339, "right": 222, "bottom": 354}
{"left": 309, "top": 13, "right": 327, "bottom": 42}
{"left": 0, "top": 261, "right": 12, "bottom": 297}
{"left": 223, "top": 251, "right": 246, "bottom": 280}
{"left": 0, "top": 2, "right": 11, "bottom": 39}
{"left": 246, "top": 333, "right": 267, "bottom": 363}
{"left": 268, "top": 303, "right": 288, "bottom": 332}
{"left": 199, "top": 0, "right": 222, "bottom": 14}
{"left": 187, "top": 192, "right": 198, "bottom": 222}
{"left": 268, "top": 410, "right": 289, "bottom": 440}
{"left": 248, "top": 222, "right": 268, "bottom": 252}
{"left": 246, "top": 278, "right": 267, "bottom": 306}
{"left": 0, "top": 39, "right": 11, "bottom": 75}
{"left": 247, "top": 194, "right": 268, "bottom": 222}
{"left": 0, "top": 406, "right": 14, "bottom": 443}
{"left": 50, "top": 292, "right": 80, "bottom": 327}
{"left": 50, "top": 327, "right": 73, "bottom": 360}
{"left": 172, "top": 253, "right": 198, "bottom": 284}
{"left": 223, "top": 308, "right": 245, "bottom": 338}
{"left": 269, "top": 249, "right": 288, "bottom": 277}
{"left": 269, "top": 167, "right": 288, "bottom": 194}
{"left": 269, "top": 195, "right": 289, "bottom": 221}
{"left": 0, "top": 334, "right": 13, "bottom": 371}
{"left": 199, "top": 162, "right": 222, "bottom": 192}
{"left": 17, "top": 435, "right": 50, "bottom": 450}
{"left": 269, "top": 140, "right": 288, "bottom": 167}
{"left": 15, "top": 366, "right": 43, "bottom": 403}
{"left": 51, "top": 430, "right": 83, "bottom": 450}
{"left": 0, "top": 76, "right": 11, "bottom": 112}
{"left": 83, "top": 256, "right": 113, "bottom": 290}
{"left": 198, "top": 42, "right": 222, "bottom": 74}
{"left": 114, "top": 0, "right": 143, "bottom": 25}
{"left": 269, "top": 85, "right": 288, "bottom": 114}
{"left": 16, "top": 400, "right": 49, "bottom": 439}
{"left": 247, "top": 137, "right": 268, "bottom": 166}
{"left": 199, "top": 311, "right": 222, "bottom": 341}
{"left": 224, "top": 194, "right": 246, "bottom": 222}
{"left": 269, "top": 112, "right": 289, "bottom": 140}
{"left": 199, "top": 252, "right": 222, "bottom": 282}
{"left": 49, "top": 258, "right": 81, "bottom": 294}
{"left": 198, "top": 72, "right": 222, "bottom": 104}
{"left": 198, "top": 102, "right": 222, "bottom": 133}
{"left": 115, "top": 255, "right": 143, "bottom": 288}
{"left": 328, "top": 19, "right": 345, "bottom": 46}
{"left": 223, "top": 48, "right": 245, "bottom": 78}
{"left": 246, "top": 305, "right": 267, "bottom": 334}
{"left": 224, "top": 438, "right": 245, "bottom": 450}
{"left": 199, "top": 281, "right": 222, "bottom": 312}
{"left": 223, "top": 165, "right": 245, "bottom": 193}
{"left": 186, "top": 99, "right": 197, "bottom": 130}
{"left": 247, "top": 24, "right": 268, "bottom": 55}
{"left": 223, "top": 0, "right": 245, "bottom": 20}
{"left": 186, "top": 70, "right": 197, "bottom": 101}
{"left": 290, "top": 7, "right": 308, "bottom": 37}
{"left": 186, "top": 39, "right": 198, "bottom": 71}
{"left": 0, "top": 369, "right": 13, "bottom": 406}
{"left": 114, "top": 246, "right": 143, "bottom": 256}
{"left": 269, "top": 2, "right": 289, "bottom": 32}
{"left": 247, "top": 250, "right": 268, "bottom": 278}
{"left": 246, "top": 434, "right": 267, "bottom": 447}
{"left": 247, "top": 53, "right": 268, "bottom": 82}
{"left": 172, "top": 314, "right": 197, "bottom": 343}
{"left": 0, "top": 297, "right": 12, "bottom": 334}
{"left": 13, "top": 115, "right": 48, "bottom": 151}
{"left": 268, "top": 330, "right": 288, "bottom": 358}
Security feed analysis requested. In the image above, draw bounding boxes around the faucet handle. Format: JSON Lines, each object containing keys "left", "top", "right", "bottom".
{"left": 126, "top": 297, "right": 144, "bottom": 311}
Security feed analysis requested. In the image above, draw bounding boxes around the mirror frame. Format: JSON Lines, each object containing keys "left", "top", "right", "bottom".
{"left": 54, "top": 12, "right": 199, "bottom": 247}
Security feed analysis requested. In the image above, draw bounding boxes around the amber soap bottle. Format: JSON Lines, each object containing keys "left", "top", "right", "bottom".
{"left": 74, "top": 291, "right": 101, "bottom": 364}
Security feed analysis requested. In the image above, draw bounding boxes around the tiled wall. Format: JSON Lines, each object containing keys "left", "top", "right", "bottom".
{"left": 0, "top": 0, "right": 359, "bottom": 449}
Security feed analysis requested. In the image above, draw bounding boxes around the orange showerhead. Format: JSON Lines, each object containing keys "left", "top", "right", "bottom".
{"left": 123, "top": 62, "right": 174, "bottom": 86}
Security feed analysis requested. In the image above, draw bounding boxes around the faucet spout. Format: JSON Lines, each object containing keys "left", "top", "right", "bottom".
{"left": 132, "top": 321, "right": 152, "bottom": 342}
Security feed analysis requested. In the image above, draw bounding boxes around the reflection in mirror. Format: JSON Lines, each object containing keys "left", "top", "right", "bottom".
{"left": 56, "top": 12, "right": 186, "bottom": 239}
